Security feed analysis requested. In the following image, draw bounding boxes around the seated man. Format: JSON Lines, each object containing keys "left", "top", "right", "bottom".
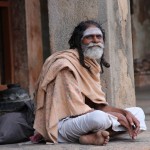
{"left": 33, "top": 20, "right": 147, "bottom": 146}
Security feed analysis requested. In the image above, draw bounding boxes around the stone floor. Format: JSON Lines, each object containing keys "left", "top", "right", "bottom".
{"left": 1, "top": 86, "right": 150, "bottom": 150}
{"left": 0, "top": 120, "right": 150, "bottom": 150}
{"left": 136, "top": 86, "right": 150, "bottom": 116}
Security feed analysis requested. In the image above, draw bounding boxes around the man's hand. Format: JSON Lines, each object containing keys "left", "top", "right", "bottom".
{"left": 108, "top": 112, "right": 139, "bottom": 139}
{"left": 124, "top": 110, "right": 140, "bottom": 138}
{"left": 95, "top": 104, "right": 140, "bottom": 139}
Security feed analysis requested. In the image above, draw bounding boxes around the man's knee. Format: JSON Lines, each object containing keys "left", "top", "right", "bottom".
{"left": 134, "top": 107, "right": 145, "bottom": 120}
{"left": 127, "top": 107, "right": 145, "bottom": 120}
{"left": 87, "top": 110, "right": 111, "bottom": 130}
{"left": 126, "top": 107, "right": 147, "bottom": 130}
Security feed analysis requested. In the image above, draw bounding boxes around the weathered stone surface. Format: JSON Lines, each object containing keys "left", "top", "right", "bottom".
{"left": 131, "top": 0, "right": 150, "bottom": 87}
{"left": 47, "top": 0, "right": 106, "bottom": 53}
{"left": 25, "top": 0, "right": 43, "bottom": 96}
{"left": 47, "top": 0, "right": 135, "bottom": 108}
{"left": 131, "top": 0, "right": 150, "bottom": 59}
{"left": 102, "top": 0, "right": 136, "bottom": 108}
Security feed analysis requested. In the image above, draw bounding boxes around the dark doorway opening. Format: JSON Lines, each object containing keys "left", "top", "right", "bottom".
{"left": 0, "top": 1, "right": 14, "bottom": 86}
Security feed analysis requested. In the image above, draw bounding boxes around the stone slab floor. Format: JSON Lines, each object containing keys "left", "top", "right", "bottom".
{"left": 1, "top": 86, "right": 150, "bottom": 150}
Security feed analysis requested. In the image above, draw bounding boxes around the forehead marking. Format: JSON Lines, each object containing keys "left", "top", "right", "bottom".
{"left": 82, "top": 27, "right": 103, "bottom": 38}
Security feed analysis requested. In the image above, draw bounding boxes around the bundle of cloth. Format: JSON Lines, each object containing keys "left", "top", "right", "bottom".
{"left": 0, "top": 84, "right": 35, "bottom": 144}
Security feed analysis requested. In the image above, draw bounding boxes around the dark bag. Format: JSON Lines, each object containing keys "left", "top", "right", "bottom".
{"left": 0, "top": 84, "right": 31, "bottom": 112}
{"left": 0, "top": 84, "right": 35, "bottom": 144}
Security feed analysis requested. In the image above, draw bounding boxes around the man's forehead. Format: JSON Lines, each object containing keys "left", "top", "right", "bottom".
{"left": 83, "top": 27, "right": 103, "bottom": 38}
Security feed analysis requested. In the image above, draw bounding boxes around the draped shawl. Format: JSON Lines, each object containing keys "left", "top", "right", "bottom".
{"left": 34, "top": 49, "right": 107, "bottom": 143}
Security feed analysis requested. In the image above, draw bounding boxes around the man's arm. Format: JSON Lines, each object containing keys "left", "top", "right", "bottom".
{"left": 95, "top": 104, "right": 127, "bottom": 115}
{"left": 95, "top": 104, "right": 140, "bottom": 139}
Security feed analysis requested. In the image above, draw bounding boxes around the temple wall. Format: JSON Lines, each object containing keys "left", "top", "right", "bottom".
{"left": 47, "top": 0, "right": 135, "bottom": 108}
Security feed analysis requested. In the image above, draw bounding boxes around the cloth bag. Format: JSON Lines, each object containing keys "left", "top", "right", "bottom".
{"left": 0, "top": 84, "right": 35, "bottom": 144}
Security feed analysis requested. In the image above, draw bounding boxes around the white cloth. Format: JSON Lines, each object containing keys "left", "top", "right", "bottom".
{"left": 58, "top": 107, "right": 147, "bottom": 143}
{"left": 110, "top": 107, "right": 147, "bottom": 132}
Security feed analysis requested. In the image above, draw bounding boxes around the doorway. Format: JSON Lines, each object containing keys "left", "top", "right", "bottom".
{"left": 0, "top": 0, "right": 14, "bottom": 86}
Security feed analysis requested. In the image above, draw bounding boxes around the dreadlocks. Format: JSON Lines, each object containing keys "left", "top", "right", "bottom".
{"left": 68, "top": 20, "right": 110, "bottom": 73}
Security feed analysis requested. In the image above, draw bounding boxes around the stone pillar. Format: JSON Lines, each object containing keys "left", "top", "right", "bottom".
{"left": 25, "top": 0, "right": 43, "bottom": 96}
{"left": 103, "top": 0, "right": 136, "bottom": 108}
{"left": 47, "top": 0, "right": 135, "bottom": 108}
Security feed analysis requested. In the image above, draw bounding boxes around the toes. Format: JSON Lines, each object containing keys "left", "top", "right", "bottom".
{"left": 79, "top": 131, "right": 110, "bottom": 146}
{"left": 101, "top": 131, "right": 110, "bottom": 146}
{"left": 101, "top": 131, "right": 110, "bottom": 137}
{"left": 104, "top": 136, "right": 110, "bottom": 143}
{"left": 105, "top": 138, "right": 109, "bottom": 142}
{"left": 103, "top": 139, "right": 109, "bottom": 146}
{"left": 96, "top": 131, "right": 110, "bottom": 146}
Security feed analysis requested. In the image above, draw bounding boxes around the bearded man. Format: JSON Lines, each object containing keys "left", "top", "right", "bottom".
{"left": 33, "top": 20, "right": 146, "bottom": 145}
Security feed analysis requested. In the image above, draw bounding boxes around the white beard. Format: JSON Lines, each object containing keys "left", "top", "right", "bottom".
{"left": 82, "top": 43, "right": 104, "bottom": 59}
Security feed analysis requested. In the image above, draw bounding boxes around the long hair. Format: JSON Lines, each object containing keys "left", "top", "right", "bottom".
{"left": 68, "top": 20, "right": 110, "bottom": 73}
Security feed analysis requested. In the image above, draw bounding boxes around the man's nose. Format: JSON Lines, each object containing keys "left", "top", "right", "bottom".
{"left": 92, "top": 35, "right": 100, "bottom": 43}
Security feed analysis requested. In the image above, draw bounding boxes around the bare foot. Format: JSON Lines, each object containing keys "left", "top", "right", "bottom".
{"left": 79, "top": 130, "right": 110, "bottom": 146}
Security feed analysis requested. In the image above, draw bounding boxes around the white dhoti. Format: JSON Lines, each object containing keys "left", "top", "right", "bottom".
{"left": 58, "top": 107, "right": 147, "bottom": 143}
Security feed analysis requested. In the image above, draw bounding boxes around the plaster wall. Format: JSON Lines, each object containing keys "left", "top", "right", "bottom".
{"left": 47, "top": 0, "right": 135, "bottom": 107}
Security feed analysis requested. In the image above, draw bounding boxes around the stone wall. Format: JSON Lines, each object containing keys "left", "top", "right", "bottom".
{"left": 131, "top": 0, "right": 150, "bottom": 87}
{"left": 47, "top": 0, "right": 136, "bottom": 108}
{"left": 131, "top": 0, "right": 150, "bottom": 59}
{"left": 103, "top": 0, "right": 135, "bottom": 107}
{"left": 47, "top": 0, "right": 107, "bottom": 53}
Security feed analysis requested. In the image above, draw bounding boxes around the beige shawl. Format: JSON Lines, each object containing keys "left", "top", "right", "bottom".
{"left": 34, "top": 49, "right": 107, "bottom": 143}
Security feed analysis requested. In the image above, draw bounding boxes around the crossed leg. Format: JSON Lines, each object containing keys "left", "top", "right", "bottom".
{"left": 58, "top": 107, "right": 146, "bottom": 145}
{"left": 58, "top": 110, "right": 112, "bottom": 145}
{"left": 79, "top": 130, "right": 110, "bottom": 145}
